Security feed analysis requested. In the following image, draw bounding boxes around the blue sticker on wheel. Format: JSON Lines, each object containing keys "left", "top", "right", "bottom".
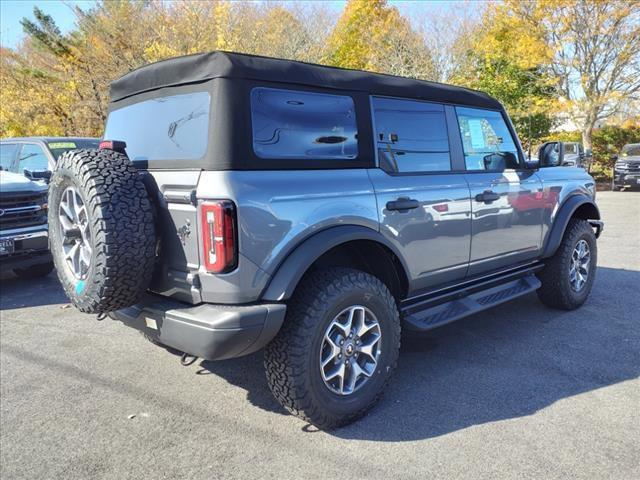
{"left": 76, "top": 280, "right": 85, "bottom": 294}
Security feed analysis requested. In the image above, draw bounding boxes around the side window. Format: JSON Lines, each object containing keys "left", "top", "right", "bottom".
{"left": 455, "top": 107, "right": 520, "bottom": 171}
{"left": 371, "top": 97, "right": 450, "bottom": 173}
{"left": 18, "top": 144, "right": 49, "bottom": 172}
{"left": 251, "top": 87, "right": 358, "bottom": 160}
{"left": 0, "top": 143, "right": 18, "bottom": 171}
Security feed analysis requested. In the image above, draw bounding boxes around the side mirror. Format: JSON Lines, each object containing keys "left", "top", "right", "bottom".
{"left": 24, "top": 169, "right": 52, "bottom": 183}
{"left": 538, "top": 141, "right": 564, "bottom": 168}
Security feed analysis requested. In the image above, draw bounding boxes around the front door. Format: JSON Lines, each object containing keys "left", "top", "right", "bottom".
{"left": 369, "top": 97, "right": 472, "bottom": 293}
{"left": 454, "top": 106, "right": 544, "bottom": 276}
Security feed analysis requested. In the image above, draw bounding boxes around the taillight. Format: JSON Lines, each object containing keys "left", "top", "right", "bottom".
{"left": 200, "top": 200, "right": 237, "bottom": 273}
{"left": 99, "top": 140, "right": 127, "bottom": 155}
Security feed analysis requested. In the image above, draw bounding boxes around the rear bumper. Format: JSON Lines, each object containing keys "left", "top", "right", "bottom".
{"left": 0, "top": 230, "right": 50, "bottom": 271}
{"left": 110, "top": 295, "right": 287, "bottom": 361}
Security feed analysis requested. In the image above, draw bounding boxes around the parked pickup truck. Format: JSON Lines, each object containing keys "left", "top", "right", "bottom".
{"left": 0, "top": 137, "right": 99, "bottom": 182}
{"left": 47, "top": 52, "right": 603, "bottom": 429}
{"left": 0, "top": 170, "right": 52, "bottom": 278}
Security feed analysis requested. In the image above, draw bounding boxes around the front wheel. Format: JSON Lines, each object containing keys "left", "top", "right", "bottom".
{"left": 264, "top": 268, "right": 400, "bottom": 430}
{"left": 537, "top": 219, "right": 597, "bottom": 310}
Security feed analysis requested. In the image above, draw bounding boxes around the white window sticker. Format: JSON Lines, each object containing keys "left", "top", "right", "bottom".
{"left": 468, "top": 119, "right": 485, "bottom": 149}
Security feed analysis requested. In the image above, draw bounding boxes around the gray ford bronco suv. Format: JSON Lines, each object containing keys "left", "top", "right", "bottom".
{"left": 48, "top": 52, "right": 603, "bottom": 429}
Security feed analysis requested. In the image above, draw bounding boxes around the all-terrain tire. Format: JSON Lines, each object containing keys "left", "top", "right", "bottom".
{"left": 264, "top": 268, "right": 401, "bottom": 430}
{"left": 13, "top": 261, "right": 54, "bottom": 279}
{"left": 48, "top": 149, "right": 156, "bottom": 313}
{"left": 537, "top": 219, "right": 597, "bottom": 310}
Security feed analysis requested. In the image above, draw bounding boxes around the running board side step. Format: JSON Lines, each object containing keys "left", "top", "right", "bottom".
{"left": 402, "top": 274, "right": 541, "bottom": 331}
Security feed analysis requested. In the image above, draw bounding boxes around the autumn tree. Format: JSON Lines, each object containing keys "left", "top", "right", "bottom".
{"left": 324, "top": 0, "right": 434, "bottom": 79}
{"left": 454, "top": 2, "right": 557, "bottom": 147}
{"left": 507, "top": 0, "right": 640, "bottom": 151}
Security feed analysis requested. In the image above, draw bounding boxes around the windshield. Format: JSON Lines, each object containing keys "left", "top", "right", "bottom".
{"left": 47, "top": 140, "right": 100, "bottom": 160}
{"left": 621, "top": 144, "right": 640, "bottom": 157}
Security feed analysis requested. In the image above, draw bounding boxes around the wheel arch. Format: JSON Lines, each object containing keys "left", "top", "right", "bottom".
{"left": 261, "top": 226, "right": 410, "bottom": 302}
{"left": 542, "top": 194, "right": 601, "bottom": 258}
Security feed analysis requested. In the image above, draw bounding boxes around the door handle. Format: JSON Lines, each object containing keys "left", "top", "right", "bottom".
{"left": 386, "top": 197, "right": 420, "bottom": 211}
{"left": 475, "top": 190, "right": 500, "bottom": 203}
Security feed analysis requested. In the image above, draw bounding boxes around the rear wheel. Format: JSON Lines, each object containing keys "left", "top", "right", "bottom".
{"left": 264, "top": 268, "right": 400, "bottom": 430}
{"left": 537, "top": 219, "right": 597, "bottom": 310}
{"left": 48, "top": 149, "right": 156, "bottom": 313}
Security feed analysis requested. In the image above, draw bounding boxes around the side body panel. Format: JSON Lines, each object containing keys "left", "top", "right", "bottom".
{"left": 534, "top": 166, "right": 598, "bottom": 250}
{"left": 196, "top": 169, "right": 380, "bottom": 304}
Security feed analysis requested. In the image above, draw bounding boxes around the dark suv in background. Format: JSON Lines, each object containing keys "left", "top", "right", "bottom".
{"left": 47, "top": 52, "right": 602, "bottom": 429}
{"left": 612, "top": 143, "right": 640, "bottom": 190}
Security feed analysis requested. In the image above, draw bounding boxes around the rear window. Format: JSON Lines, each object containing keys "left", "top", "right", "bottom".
{"left": 104, "top": 91, "right": 211, "bottom": 161}
{"left": 251, "top": 87, "right": 358, "bottom": 160}
{"left": 47, "top": 140, "right": 100, "bottom": 160}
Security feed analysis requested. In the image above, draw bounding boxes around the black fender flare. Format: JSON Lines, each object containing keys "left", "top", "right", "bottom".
{"left": 261, "top": 225, "right": 410, "bottom": 302}
{"left": 542, "top": 195, "right": 601, "bottom": 258}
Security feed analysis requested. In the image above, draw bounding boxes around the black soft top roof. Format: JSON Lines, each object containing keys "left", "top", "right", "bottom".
{"left": 110, "top": 51, "right": 502, "bottom": 110}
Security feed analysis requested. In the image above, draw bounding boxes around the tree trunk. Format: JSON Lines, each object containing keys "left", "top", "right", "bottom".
{"left": 581, "top": 123, "right": 595, "bottom": 173}
{"left": 581, "top": 126, "right": 593, "bottom": 151}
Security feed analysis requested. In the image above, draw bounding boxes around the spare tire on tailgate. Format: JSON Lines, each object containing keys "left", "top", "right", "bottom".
{"left": 49, "top": 148, "right": 156, "bottom": 313}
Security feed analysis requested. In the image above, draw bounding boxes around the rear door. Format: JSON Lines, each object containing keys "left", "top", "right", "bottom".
{"left": 368, "top": 97, "right": 472, "bottom": 292}
{"left": 454, "top": 106, "right": 544, "bottom": 276}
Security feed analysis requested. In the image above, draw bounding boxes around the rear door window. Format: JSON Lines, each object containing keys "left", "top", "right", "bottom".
{"left": 104, "top": 91, "right": 211, "bottom": 161}
{"left": 251, "top": 87, "right": 358, "bottom": 160}
{"left": 371, "top": 96, "right": 451, "bottom": 173}
{"left": 18, "top": 144, "right": 49, "bottom": 172}
{"left": 0, "top": 143, "right": 18, "bottom": 171}
{"left": 455, "top": 107, "right": 520, "bottom": 171}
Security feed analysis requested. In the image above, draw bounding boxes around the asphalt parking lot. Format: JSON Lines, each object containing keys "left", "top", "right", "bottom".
{"left": 1, "top": 191, "right": 639, "bottom": 480}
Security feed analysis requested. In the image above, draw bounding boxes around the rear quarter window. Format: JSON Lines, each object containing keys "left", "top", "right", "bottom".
{"left": 104, "top": 91, "right": 211, "bottom": 161}
{"left": 251, "top": 87, "right": 358, "bottom": 160}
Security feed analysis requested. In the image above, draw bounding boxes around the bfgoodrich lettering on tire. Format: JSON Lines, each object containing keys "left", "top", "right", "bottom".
{"left": 264, "top": 267, "right": 401, "bottom": 430}
{"left": 48, "top": 149, "right": 156, "bottom": 313}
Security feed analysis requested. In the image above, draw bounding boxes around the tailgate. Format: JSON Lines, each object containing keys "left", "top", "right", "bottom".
{"left": 143, "top": 170, "right": 202, "bottom": 303}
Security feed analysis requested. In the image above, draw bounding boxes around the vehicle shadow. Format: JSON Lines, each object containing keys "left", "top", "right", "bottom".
{"left": 196, "top": 266, "right": 640, "bottom": 441}
{"left": 0, "top": 271, "right": 69, "bottom": 310}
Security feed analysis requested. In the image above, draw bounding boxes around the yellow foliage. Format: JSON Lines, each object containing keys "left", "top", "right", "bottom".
{"left": 324, "top": 0, "right": 433, "bottom": 79}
